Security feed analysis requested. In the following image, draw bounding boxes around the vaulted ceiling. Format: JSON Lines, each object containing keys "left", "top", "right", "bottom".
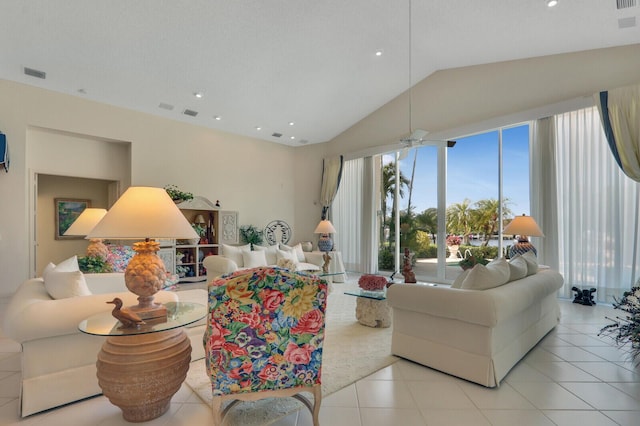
{"left": 1, "top": 0, "right": 638, "bottom": 146}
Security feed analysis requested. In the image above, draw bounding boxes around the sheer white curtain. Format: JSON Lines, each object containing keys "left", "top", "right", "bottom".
{"left": 554, "top": 106, "right": 640, "bottom": 302}
{"left": 333, "top": 157, "right": 378, "bottom": 273}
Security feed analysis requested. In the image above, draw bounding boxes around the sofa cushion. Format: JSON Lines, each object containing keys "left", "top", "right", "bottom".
{"left": 521, "top": 251, "right": 539, "bottom": 275}
{"left": 280, "top": 243, "right": 305, "bottom": 262}
{"left": 254, "top": 244, "right": 279, "bottom": 265}
{"left": 221, "top": 244, "right": 251, "bottom": 267}
{"left": 451, "top": 269, "right": 470, "bottom": 289}
{"left": 461, "top": 257, "right": 510, "bottom": 290}
{"left": 277, "top": 249, "right": 299, "bottom": 265}
{"left": 242, "top": 250, "right": 268, "bottom": 268}
{"left": 43, "top": 256, "right": 91, "bottom": 299}
{"left": 508, "top": 256, "right": 528, "bottom": 281}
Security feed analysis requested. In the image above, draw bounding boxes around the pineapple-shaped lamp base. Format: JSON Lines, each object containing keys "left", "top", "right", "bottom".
{"left": 124, "top": 239, "right": 167, "bottom": 320}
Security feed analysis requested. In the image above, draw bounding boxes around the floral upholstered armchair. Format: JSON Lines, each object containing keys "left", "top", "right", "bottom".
{"left": 204, "top": 267, "right": 328, "bottom": 426}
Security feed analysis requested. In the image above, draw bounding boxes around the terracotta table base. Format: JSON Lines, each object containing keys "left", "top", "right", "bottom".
{"left": 96, "top": 328, "right": 191, "bottom": 422}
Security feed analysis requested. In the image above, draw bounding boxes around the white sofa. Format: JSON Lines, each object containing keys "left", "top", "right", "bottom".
{"left": 203, "top": 243, "right": 345, "bottom": 282}
{"left": 387, "top": 257, "right": 563, "bottom": 388}
{"left": 3, "top": 272, "right": 207, "bottom": 417}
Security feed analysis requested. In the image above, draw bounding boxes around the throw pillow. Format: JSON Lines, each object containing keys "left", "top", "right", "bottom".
{"left": 43, "top": 255, "right": 91, "bottom": 300}
{"left": 451, "top": 269, "right": 470, "bottom": 289}
{"left": 461, "top": 257, "right": 510, "bottom": 290}
{"left": 279, "top": 243, "right": 306, "bottom": 262}
{"left": 508, "top": 255, "right": 528, "bottom": 281}
{"left": 45, "top": 271, "right": 91, "bottom": 299}
{"left": 221, "top": 244, "right": 251, "bottom": 267}
{"left": 242, "top": 250, "right": 268, "bottom": 268}
{"left": 522, "top": 251, "right": 539, "bottom": 275}
{"left": 253, "top": 244, "right": 279, "bottom": 265}
{"left": 276, "top": 249, "right": 299, "bottom": 265}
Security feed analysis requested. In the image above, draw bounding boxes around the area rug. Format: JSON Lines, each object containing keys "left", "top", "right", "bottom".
{"left": 184, "top": 282, "right": 398, "bottom": 425}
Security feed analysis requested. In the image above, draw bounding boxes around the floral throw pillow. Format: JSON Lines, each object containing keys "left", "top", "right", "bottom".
{"left": 205, "top": 267, "right": 328, "bottom": 395}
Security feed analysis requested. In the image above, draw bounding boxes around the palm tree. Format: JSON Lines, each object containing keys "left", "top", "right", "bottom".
{"left": 446, "top": 199, "right": 474, "bottom": 244}
{"left": 473, "top": 198, "right": 512, "bottom": 246}
{"left": 381, "top": 162, "right": 410, "bottom": 244}
{"left": 415, "top": 207, "right": 437, "bottom": 237}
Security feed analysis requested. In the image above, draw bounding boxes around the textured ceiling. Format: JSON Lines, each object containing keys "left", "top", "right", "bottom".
{"left": 1, "top": 0, "right": 638, "bottom": 145}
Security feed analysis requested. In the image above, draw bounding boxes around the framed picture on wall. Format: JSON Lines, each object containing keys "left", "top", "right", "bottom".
{"left": 55, "top": 198, "right": 91, "bottom": 240}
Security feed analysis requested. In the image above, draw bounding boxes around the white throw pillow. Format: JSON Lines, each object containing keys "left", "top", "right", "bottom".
{"left": 461, "top": 257, "right": 510, "bottom": 290}
{"left": 43, "top": 256, "right": 91, "bottom": 299}
{"left": 45, "top": 271, "right": 91, "bottom": 299}
{"left": 451, "top": 269, "right": 470, "bottom": 289}
{"left": 254, "top": 244, "right": 279, "bottom": 265}
{"left": 280, "top": 243, "right": 306, "bottom": 262}
{"left": 276, "top": 249, "right": 299, "bottom": 265}
{"left": 221, "top": 244, "right": 251, "bottom": 267}
{"left": 242, "top": 250, "right": 268, "bottom": 268}
{"left": 508, "top": 255, "right": 528, "bottom": 281}
{"left": 521, "top": 251, "right": 539, "bottom": 275}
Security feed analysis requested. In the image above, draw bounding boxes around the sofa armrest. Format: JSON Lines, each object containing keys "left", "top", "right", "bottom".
{"left": 4, "top": 288, "right": 178, "bottom": 343}
{"left": 203, "top": 255, "right": 238, "bottom": 280}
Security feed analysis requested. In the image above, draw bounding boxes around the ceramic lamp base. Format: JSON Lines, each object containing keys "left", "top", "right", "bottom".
{"left": 509, "top": 241, "right": 537, "bottom": 258}
{"left": 318, "top": 236, "right": 333, "bottom": 252}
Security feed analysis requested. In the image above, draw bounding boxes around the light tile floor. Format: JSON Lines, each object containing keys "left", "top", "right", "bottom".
{"left": 1, "top": 288, "right": 639, "bottom": 425}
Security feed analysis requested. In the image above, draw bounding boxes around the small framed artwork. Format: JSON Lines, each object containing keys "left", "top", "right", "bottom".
{"left": 55, "top": 198, "right": 91, "bottom": 240}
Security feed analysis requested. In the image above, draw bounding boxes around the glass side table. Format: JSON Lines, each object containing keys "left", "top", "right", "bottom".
{"left": 344, "top": 289, "right": 391, "bottom": 328}
{"left": 79, "top": 301, "right": 206, "bottom": 422}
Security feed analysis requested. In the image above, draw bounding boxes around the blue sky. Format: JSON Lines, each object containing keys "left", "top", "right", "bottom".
{"left": 388, "top": 124, "right": 530, "bottom": 217}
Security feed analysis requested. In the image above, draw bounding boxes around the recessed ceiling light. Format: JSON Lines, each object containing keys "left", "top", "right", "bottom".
{"left": 290, "top": 136, "right": 295, "bottom": 140}
{"left": 288, "top": 122, "right": 295, "bottom": 126}
{"left": 375, "top": 49, "right": 384, "bottom": 56}
{"left": 214, "top": 115, "right": 221, "bottom": 121}
{"left": 194, "top": 92, "right": 204, "bottom": 98}
{"left": 546, "top": 0, "right": 558, "bottom": 7}
{"left": 255, "top": 126, "right": 262, "bottom": 131}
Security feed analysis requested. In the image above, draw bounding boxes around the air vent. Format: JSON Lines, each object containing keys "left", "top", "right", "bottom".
{"left": 23, "top": 67, "right": 46, "bottom": 79}
{"left": 619, "top": 16, "right": 637, "bottom": 28}
{"left": 617, "top": 0, "right": 636, "bottom": 9}
{"left": 159, "top": 102, "right": 174, "bottom": 111}
{"left": 299, "top": 139, "right": 309, "bottom": 144}
{"left": 183, "top": 109, "right": 198, "bottom": 117}
{"left": 272, "top": 132, "right": 282, "bottom": 138}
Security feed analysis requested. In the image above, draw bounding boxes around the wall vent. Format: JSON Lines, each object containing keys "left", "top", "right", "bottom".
{"left": 272, "top": 132, "right": 282, "bottom": 138}
{"left": 298, "top": 139, "right": 309, "bottom": 144}
{"left": 617, "top": 0, "right": 636, "bottom": 9}
{"left": 23, "top": 67, "right": 46, "bottom": 79}
{"left": 183, "top": 109, "right": 198, "bottom": 117}
{"left": 619, "top": 16, "right": 637, "bottom": 28}
{"left": 159, "top": 102, "right": 174, "bottom": 110}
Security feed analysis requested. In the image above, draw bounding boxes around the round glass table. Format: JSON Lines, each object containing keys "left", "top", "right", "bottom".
{"left": 79, "top": 301, "right": 206, "bottom": 422}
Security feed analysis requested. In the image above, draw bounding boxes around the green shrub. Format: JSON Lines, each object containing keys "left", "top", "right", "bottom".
{"left": 78, "top": 256, "right": 113, "bottom": 273}
{"left": 378, "top": 247, "right": 395, "bottom": 271}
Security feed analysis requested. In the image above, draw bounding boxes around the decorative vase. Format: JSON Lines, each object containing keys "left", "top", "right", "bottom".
{"left": 301, "top": 241, "right": 313, "bottom": 252}
{"left": 447, "top": 245, "right": 459, "bottom": 260}
{"left": 317, "top": 236, "right": 333, "bottom": 252}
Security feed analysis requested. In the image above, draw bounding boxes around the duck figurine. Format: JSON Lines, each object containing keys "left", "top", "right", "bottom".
{"left": 106, "top": 297, "right": 145, "bottom": 328}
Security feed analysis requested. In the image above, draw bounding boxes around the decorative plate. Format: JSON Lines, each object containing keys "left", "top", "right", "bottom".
{"left": 264, "top": 220, "right": 292, "bottom": 245}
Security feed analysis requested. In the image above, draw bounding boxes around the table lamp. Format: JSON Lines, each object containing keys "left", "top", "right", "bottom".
{"left": 314, "top": 219, "right": 336, "bottom": 252}
{"left": 503, "top": 214, "right": 544, "bottom": 258}
{"left": 88, "top": 186, "right": 198, "bottom": 319}
{"left": 64, "top": 208, "right": 109, "bottom": 260}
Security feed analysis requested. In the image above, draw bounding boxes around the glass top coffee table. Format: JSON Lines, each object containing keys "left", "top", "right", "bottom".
{"left": 79, "top": 301, "right": 206, "bottom": 422}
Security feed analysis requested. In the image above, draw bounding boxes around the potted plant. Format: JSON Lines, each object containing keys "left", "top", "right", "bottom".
{"left": 239, "top": 225, "right": 264, "bottom": 250}
{"left": 600, "top": 285, "right": 640, "bottom": 365}
{"left": 164, "top": 185, "right": 194, "bottom": 203}
{"left": 458, "top": 249, "right": 489, "bottom": 270}
{"left": 446, "top": 235, "right": 462, "bottom": 259}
